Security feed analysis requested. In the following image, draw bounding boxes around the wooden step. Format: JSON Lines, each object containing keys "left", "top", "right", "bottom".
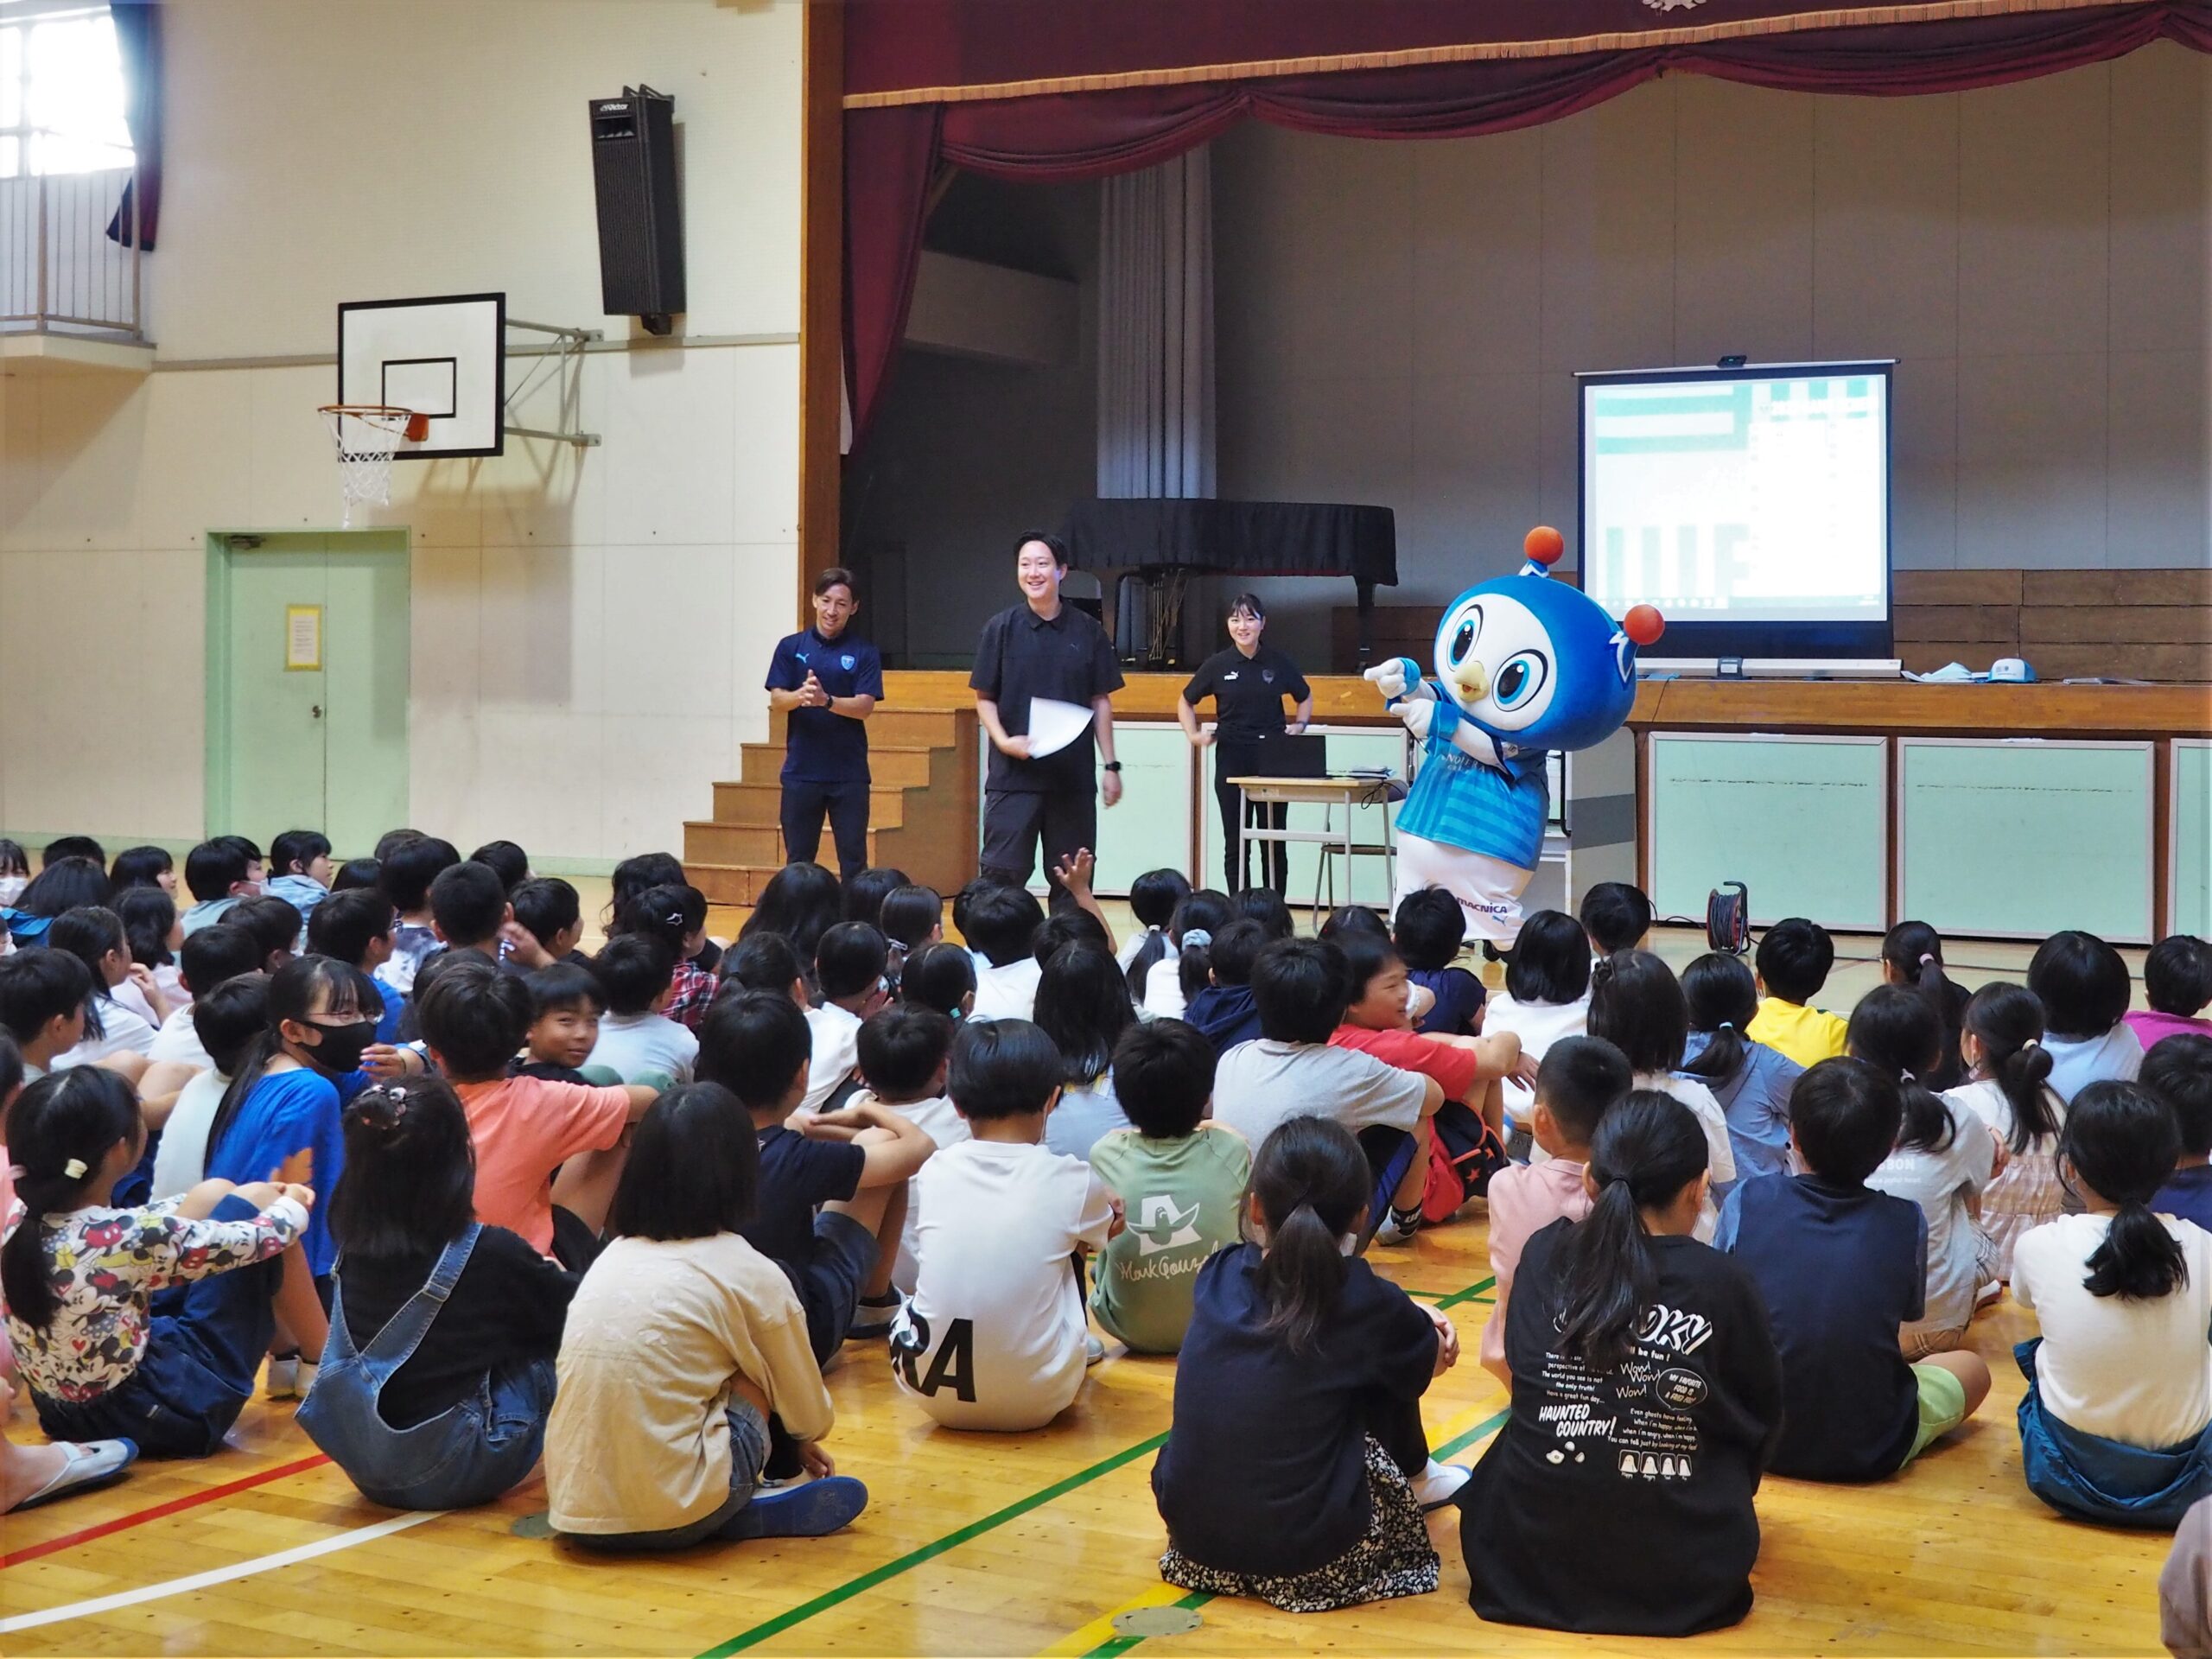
{"left": 868, "top": 708, "right": 968, "bottom": 746}
{"left": 729, "top": 742, "right": 934, "bottom": 789}
{"left": 698, "top": 785, "right": 911, "bottom": 832}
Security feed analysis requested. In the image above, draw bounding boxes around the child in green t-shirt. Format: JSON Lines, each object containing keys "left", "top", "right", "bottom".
{"left": 1088, "top": 1019, "right": 1252, "bottom": 1355}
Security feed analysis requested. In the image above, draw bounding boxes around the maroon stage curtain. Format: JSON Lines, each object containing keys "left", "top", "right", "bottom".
{"left": 844, "top": 0, "right": 2212, "bottom": 440}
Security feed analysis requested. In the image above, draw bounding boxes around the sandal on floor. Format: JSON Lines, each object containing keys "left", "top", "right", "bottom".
{"left": 11, "top": 1438, "right": 138, "bottom": 1512}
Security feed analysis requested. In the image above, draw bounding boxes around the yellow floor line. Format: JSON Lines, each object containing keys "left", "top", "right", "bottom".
{"left": 1034, "top": 1582, "right": 1192, "bottom": 1657}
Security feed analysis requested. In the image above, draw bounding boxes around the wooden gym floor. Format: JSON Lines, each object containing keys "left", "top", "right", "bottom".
{"left": 1, "top": 927, "right": 2172, "bottom": 1656}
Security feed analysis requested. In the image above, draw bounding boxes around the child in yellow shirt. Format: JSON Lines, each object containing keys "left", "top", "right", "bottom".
{"left": 1748, "top": 918, "right": 1850, "bottom": 1067}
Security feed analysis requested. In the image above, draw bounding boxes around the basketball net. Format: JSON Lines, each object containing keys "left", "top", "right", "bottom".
{"left": 319, "top": 405, "right": 429, "bottom": 528}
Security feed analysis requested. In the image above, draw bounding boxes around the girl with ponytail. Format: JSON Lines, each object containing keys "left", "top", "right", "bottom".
{"left": 2, "top": 1067, "right": 311, "bottom": 1459}
{"left": 1153, "top": 1115, "right": 1459, "bottom": 1612}
{"left": 300, "top": 1077, "right": 575, "bottom": 1510}
{"left": 1132, "top": 888, "right": 1231, "bottom": 1020}
{"left": 1853, "top": 986, "right": 1997, "bottom": 1357}
{"left": 2012, "top": 1080, "right": 2212, "bottom": 1529}
{"left": 1678, "top": 952, "right": 1802, "bottom": 1182}
{"left": 1459, "top": 1090, "right": 1783, "bottom": 1637}
{"left": 1881, "top": 921, "right": 1972, "bottom": 1090}
{"left": 1943, "top": 982, "right": 2067, "bottom": 1279}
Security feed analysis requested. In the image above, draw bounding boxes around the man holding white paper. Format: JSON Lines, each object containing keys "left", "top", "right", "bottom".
{"left": 970, "top": 531, "right": 1126, "bottom": 893}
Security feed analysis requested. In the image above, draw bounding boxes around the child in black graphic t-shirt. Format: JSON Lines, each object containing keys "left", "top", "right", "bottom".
{"left": 1459, "top": 1090, "right": 1783, "bottom": 1637}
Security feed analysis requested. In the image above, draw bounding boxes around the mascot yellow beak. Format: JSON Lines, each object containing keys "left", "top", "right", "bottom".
{"left": 1452, "top": 660, "right": 1490, "bottom": 702}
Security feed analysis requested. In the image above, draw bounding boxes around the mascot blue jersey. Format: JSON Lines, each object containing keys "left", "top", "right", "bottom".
{"left": 1395, "top": 696, "right": 1548, "bottom": 870}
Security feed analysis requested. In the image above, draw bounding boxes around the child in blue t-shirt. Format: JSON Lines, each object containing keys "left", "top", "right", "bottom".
{"left": 1715, "top": 1057, "right": 1990, "bottom": 1481}
{"left": 202, "top": 955, "right": 383, "bottom": 1395}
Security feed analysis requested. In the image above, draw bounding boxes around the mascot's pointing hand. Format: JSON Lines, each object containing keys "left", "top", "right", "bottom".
{"left": 1363, "top": 656, "right": 1425, "bottom": 705}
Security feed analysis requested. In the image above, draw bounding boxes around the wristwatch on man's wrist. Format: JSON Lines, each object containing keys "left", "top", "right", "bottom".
{"left": 1103, "top": 761, "right": 1122, "bottom": 772}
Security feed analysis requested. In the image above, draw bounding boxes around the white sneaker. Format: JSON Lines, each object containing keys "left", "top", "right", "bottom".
{"left": 1372, "top": 1211, "right": 1421, "bottom": 1247}
{"left": 1085, "top": 1334, "right": 1107, "bottom": 1366}
{"left": 264, "top": 1356, "right": 300, "bottom": 1400}
{"left": 1412, "top": 1459, "right": 1470, "bottom": 1511}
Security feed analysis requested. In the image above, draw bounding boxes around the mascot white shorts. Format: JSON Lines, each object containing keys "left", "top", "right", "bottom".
{"left": 1393, "top": 834, "right": 1534, "bottom": 946}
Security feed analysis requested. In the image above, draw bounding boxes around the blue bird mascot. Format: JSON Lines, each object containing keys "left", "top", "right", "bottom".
{"left": 1363, "top": 526, "right": 1665, "bottom": 946}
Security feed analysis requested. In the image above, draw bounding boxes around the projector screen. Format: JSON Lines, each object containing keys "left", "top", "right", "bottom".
{"left": 1580, "top": 363, "right": 1893, "bottom": 658}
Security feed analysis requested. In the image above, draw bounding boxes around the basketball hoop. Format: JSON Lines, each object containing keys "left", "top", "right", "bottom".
{"left": 319, "top": 404, "right": 429, "bottom": 528}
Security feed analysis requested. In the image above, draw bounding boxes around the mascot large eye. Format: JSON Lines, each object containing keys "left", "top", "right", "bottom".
{"left": 1448, "top": 607, "right": 1482, "bottom": 666}
{"left": 1492, "top": 650, "right": 1550, "bottom": 711}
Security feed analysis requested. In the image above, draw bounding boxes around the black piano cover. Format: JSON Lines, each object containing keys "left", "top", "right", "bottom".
{"left": 1059, "top": 499, "right": 1397, "bottom": 588}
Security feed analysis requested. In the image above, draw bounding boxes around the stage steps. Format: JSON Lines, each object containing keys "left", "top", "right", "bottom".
{"left": 685, "top": 699, "right": 980, "bottom": 919}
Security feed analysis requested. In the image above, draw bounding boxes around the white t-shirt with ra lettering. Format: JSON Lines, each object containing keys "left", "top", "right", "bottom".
{"left": 891, "top": 1138, "right": 1116, "bottom": 1431}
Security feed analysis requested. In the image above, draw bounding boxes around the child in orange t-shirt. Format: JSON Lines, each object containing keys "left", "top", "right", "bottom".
{"left": 413, "top": 953, "right": 655, "bottom": 1267}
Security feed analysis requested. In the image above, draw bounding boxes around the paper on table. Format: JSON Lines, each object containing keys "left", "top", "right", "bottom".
{"left": 1025, "top": 697, "right": 1095, "bottom": 759}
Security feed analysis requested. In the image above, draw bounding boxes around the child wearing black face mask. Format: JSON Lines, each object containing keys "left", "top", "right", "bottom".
{"left": 201, "top": 956, "right": 385, "bottom": 1395}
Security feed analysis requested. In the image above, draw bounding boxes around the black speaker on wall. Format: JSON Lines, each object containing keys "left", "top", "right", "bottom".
{"left": 590, "top": 85, "right": 684, "bottom": 334}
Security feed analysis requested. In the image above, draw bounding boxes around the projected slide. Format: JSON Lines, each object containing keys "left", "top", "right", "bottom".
{"left": 1581, "top": 372, "right": 1888, "bottom": 626}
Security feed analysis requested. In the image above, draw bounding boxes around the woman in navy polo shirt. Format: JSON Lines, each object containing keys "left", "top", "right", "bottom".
{"left": 765, "top": 568, "right": 883, "bottom": 882}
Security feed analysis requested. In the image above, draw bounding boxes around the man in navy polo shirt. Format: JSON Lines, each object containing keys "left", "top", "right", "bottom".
{"left": 766, "top": 567, "right": 883, "bottom": 881}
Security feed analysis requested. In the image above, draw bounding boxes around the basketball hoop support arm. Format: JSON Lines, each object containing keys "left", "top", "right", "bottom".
{"left": 502, "top": 318, "right": 602, "bottom": 447}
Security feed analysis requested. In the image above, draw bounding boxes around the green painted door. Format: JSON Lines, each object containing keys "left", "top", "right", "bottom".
{"left": 208, "top": 532, "right": 410, "bottom": 858}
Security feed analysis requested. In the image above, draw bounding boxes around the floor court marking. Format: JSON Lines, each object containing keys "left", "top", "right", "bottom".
{"left": 0, "top": 1510, "right": 434, "bottom": 1635}
{"left": 1052, "top": 1407, "right": 1514, "bottom": 1659}
{"left": 0, "top": 1452, "right": 333, "bottom": 1570}
{"left": 1431, "top": 1274, "right": 1496, "bottom": 1310}
{"left": 697, "top": 1271, "right": 1498, "bottom": 1656}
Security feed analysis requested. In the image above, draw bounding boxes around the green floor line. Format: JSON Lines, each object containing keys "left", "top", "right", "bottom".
{"left": 1432, "top": 1274, "right": 1497, "bottom": 1310}
{"left": 1081, "top": 1408, "right": 1514, "bottom": 1658}
{"left": 698, "top": 1432, "right": 1169, "bottom": 1657}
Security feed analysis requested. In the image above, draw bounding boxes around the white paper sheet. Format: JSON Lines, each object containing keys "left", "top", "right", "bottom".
{"left": 1025, "top": 696, "right": 1095, "bottom": 759}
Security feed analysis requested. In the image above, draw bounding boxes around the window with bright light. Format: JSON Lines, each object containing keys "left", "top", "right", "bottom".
{"left": 0, "top": 3, "right": 133, "bottom": 179}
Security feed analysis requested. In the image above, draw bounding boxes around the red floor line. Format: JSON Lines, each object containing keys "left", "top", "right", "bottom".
{"left": 0, "top": 1452, "right": 332, "bottom": 1568}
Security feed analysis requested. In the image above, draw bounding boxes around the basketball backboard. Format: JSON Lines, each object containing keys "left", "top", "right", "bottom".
{"left": 336, "top": 292, "right": 505, "bottom": 458}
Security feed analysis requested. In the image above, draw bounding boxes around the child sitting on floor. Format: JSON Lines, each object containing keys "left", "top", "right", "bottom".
{"left": 2013, "top": 1080, "right": 2212, "bottom": 1529}
{"left": 373, "top": 835, "right": 459, "bottom": 997}
{"left": 700, "top": 991, "right": 932, "bottom": 1358}
{"left": 3, "top": 1067, "right": 310, "bottom": 1457}
{"left": 2028, "top": 930, "right": 2144, "bottom": 1102}
{"left": 510, "top": 877, "right": 588, "bottom": 968}
{"left": 415, "top": 954, "right": 654, "bottom": 1267}
{"left": 1676, "top": 952, "right": 1802, "bottom": 1185}
{"left": 1484, "top": 910, "right": 1592, "bottom": 1144}
{"left": 584, "top": 935, "right": 698, "bottom": 1085}
{"left": 265, "top": 830, "right": 333, "bottom": 940}
{"left": 849, "top": 1005, "right": 963, "bottom": 1289}
{"left": 612, "top": 882, "right": 717, "bottom": 1031}
{"left": 1853, "top": 986, "right": 1996, "bottom": 1357}
{"left": 1087, "top": 1019, "right": 1249, "bottom": 1356}
{"left": 0, "top": 947, "right": 93, "bottom": 1084}
{"left": 1393, "top": 886, "right": 1485, "bottom": 1038}
{"left": 1944, "top": 982, "right": 2067, "bottom": 1280}
{"left": 48, "top": 906, "right": 162, "bottom": 1067}
{"left": 149, "top": 976, "right": 267, "bottom": 1199}
{"left": 1153, "top": 1116, "right": 1462, "bottom": 1613}
{"left": 302, "top": 1076, "right": 575, "bottom": 1510}
{"left": 1716, "top": 1058, "right": 1990, "bottom": 1482}
{"left": 308, "top": 889, "right": 403, "bottom": 1040}
{"left": 964, "top": 884, "right": 1046, "bottom": 1023}
{"left": 145, "top": 923, "right": 261, "bottom": 1076}
{"left": 1480, "top": 1035, "right": 1632, "bottom": 1384}
{"left": 1213, "top": 938, "right": 1444, "bottom": 1248}
{"left": 518, "top": 961, "right": 614, "bottom": 1084}
{"left": 1879, "top": 921, "right": 1974, "bottom": 1090}
{"left": 1117, "top": 868, "right": 1191, "bottom": 972}
{"left": 180, "top": 839, "right": 257, "bottom": 938}
{"left": 1577, "top": 880, "right": 1653, "bottom": 959}
{"left": 1587, "top": 950, "right": 1736, "bottom": 1225}
{"left": 1461, "top": 1090, "right": 1783, "bottom": 1637}
{"left": 899, "top": 940, "right": 977, "bottom": 1024}
{"left": 1033, "top": 941, "right": 1135, "bottom": 1161}
{"left": 547, "top": 1084, "right": 868, "bottom": 1549}
{"left": 2129, "top": 936, "right": 2212, "bottom": 1055}
{"left": 803, "top": 922, "right": 892, "bottom": 1111}
{"left": 1136, "top": 891, "right": 1234, "bottom": 1022}
{"left": 2148, "top": 1037, "right": 2212, "bottom": 1230}
{"left": 892, "top": 1020, "right": 1119, "bottom": 1431}
{"left": 1179, "top": 919, "right": 1268, "bottom": 1055}
{"left": 1747, "top": 918, "right": 1850, "bottom": 1067}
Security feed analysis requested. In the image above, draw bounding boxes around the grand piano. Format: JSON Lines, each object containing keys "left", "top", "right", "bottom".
{"left": 1058, "top": 498, "right": 1398, "bottom": 670}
